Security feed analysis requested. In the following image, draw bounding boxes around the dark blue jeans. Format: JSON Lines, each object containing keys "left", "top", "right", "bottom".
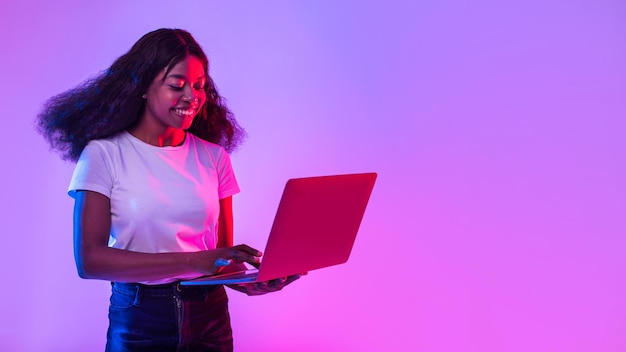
{"left": 105, "top": 282, "right": 233, "bottom": 352}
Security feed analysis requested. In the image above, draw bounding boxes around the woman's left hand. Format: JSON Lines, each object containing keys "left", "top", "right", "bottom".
{"left": 227, "top": 274, "right": 303, "bottom": 296}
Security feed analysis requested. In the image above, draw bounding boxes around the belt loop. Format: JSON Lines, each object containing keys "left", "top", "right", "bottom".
{"left": 133, "top": 284, "right": 142, "bottom": 305}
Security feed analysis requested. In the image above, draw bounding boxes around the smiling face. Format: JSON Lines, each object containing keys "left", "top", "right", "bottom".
{"left": 137, "top": 55, "right": 207, "bottom": 143}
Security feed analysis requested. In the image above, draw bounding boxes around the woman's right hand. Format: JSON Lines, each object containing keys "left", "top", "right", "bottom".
{"left": 190, "top": 244, "right": 262, "bottom": 276}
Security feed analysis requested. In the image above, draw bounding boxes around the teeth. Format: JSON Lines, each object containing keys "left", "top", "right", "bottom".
{"left": 174, "top": 108, "right": 195, "bottom": 116}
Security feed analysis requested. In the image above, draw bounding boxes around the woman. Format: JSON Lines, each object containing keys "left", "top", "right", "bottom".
{"left": 37, "top": 28, "right": 298, "bottom": 351}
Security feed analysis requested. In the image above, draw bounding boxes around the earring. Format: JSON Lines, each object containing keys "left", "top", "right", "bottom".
{"left": 142, "top": 94, "right": 147, "bottom": 99}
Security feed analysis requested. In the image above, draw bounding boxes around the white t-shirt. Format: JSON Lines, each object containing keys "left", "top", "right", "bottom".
{"left": 68, "top": 131, "right": 240, "bottom": 284}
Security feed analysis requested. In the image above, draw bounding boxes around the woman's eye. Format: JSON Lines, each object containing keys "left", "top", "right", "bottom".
{"left": 169, "top": 85, "right": 184, "bottom": 91}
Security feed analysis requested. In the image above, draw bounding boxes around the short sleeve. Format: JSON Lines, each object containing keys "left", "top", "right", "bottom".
{"left": 216, "top": 147, "right": 240, "bottom": 199}
{"left": 68, "top": 141, "right": 115, "bottom": 199}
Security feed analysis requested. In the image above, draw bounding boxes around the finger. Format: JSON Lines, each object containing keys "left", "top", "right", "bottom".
{"left": 228, "top": 249, "right": 262, "bottom": 268}
{"left": 232, "top": 244, "right": 263, "bottom": 257}
{"left": 285, "top": 274, "right": 301, "bottom": 285}
{"left": 267, "top": 278, "right": 283, "bottom": 290}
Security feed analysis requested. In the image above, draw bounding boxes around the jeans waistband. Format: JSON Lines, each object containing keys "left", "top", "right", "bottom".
{"left": 112, "top": 281, "right": 221, "bottom": 299}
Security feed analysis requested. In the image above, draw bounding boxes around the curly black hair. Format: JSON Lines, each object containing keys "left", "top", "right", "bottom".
{"left": 37, "top": 28, "right": 245, "bottom": 162}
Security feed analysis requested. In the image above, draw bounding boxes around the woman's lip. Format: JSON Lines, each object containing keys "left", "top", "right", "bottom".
{"left": 172, "top": 109, "right": 196, "bottom": 119}
{"left": 173, "top": 105, "right": 198, "bottom": 110}
{"left": 172, "top": 107, "right": 197, "bottom": 112}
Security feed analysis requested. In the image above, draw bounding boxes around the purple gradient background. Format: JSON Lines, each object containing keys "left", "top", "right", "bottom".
{"left": 1, "top": 1, "right": 625, "bottom": 351}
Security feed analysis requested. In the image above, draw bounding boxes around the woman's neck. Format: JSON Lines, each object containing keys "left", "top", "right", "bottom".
{"left": 127, "top": 126, "right": 186, "bottom": 147}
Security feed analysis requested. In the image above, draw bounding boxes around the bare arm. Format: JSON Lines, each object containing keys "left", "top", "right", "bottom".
{"left": 216, "top": 196, "right": 255, "bottom": 273}
{"left": 73, "top": 190, "right": 260, "bottom": 282}
{"left": 217, "top": 196, "right": 234, "bottom": 248}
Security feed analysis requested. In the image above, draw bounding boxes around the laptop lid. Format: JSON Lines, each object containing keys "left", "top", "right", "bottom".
{"left": 181, "top": 172, "right": 377, "bottom": 285}
{"left": 256, "top": 172, "right": 377, "bottom": 281}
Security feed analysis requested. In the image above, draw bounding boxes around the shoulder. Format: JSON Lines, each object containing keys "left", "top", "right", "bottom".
{"left": 187, "top": 133, "right": 236, "bottom": 171}
{"left": 85, "top": 132, "right": 128, "bottom": 149}
{"left": 79, "top": 132, "right": 129, "bottom": 163}
{"left": 187, "top": 133, "right": 227, "bottom": 155}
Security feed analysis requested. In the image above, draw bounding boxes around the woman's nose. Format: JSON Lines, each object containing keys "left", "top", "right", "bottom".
{"left": 182, "top": 86, "right": 198, "bottom": 103}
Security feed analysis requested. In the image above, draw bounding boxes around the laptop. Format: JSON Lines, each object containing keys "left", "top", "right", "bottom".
{"left": 180, "top": 172, "right": 377, "bottom": 286}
